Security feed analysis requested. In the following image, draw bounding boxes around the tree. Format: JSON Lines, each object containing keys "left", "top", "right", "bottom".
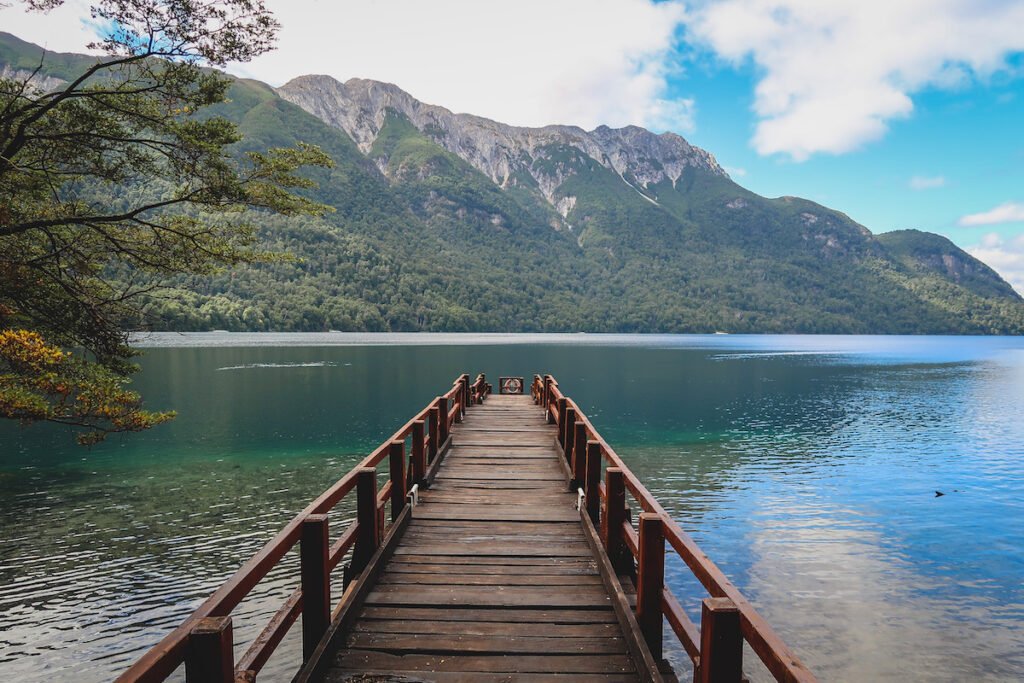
{"left": 0, "top": 0, "right": 333, "bottom": 443}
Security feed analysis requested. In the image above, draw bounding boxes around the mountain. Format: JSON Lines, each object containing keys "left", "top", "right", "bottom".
{"left": 3, "top": 32, "right": 1023, "bottom": 334}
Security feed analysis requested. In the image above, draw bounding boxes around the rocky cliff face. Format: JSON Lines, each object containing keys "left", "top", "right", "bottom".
{"left": 277, "top": 75, "right": 726, "bottom": 207}
{"left": 0, "top": 64, "right": 67, "bottom": 93}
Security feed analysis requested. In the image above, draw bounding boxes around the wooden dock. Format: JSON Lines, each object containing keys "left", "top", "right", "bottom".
{"left": 118, "top": 374, "right": 817, "bottom": 683}
{"left": 311, "top": 393, "right": 649, "bottom": 681}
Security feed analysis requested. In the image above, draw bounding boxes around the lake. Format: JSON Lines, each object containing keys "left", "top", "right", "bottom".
{"left": 1, "top": 333, "right": 1022, "bottom": 681}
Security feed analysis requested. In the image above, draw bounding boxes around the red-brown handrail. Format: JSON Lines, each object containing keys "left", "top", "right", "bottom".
{"left": 532, "top": 374, "right": 817, "bottom": 683}
{"left": 118, "top": 374, "right": 471, "bottom": 683}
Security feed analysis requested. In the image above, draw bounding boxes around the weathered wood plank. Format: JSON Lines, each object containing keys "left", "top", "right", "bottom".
{"left": 345, "top": 632, "right": 627, "bottom": 655}
{"left": 356, "top": 606, "right": 619, "bottom": 624}
{"left": 313, "top": 393, "right": 646, "bottom": 683}
{"left": 383, "top": 555, "right": 597, "bottom": 567}
{"left": 350, "top": 620, "right": 621, "bottom": 638}
{"left": 332, "top": 651, "right": 636, "bottom": 674}
{"left": 328, "top": 672, "right": 637, "bottom": 683}
{"left": 383, "top": 563, "right": 599, "bottom": 576}
{"left": 412, "top": 509, "right": 580, "bottom": 522}
{"left": 375, "top": 573, "right": 605, "bottom": 587}
{"left": 364, "top": 586, "right": 616, "bottom": 608}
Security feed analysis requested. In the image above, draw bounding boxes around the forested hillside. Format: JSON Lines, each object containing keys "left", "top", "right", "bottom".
{"left": 4, "top": 31, "right": 1023, "bottom": 334}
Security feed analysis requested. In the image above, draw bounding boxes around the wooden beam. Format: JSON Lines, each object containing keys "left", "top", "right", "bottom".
{"left": 636, "top": 512, "right": 665, "bottom": 661}
{"left": 579, "top": 503, "right": 664, "bottom": 683}
{"left": 411, "top": 420, "right": 426, "bottom": 485}
{"left": 698, "top": 597, "right": 743, "bottom": 683}
{"left": 389, "top": 441, "right": 406, "bottom": 523}
{"left": 293, "top": 506, "right": 413, "bottom": 683}
{"left": 352, "top": 468, "right": 379, "bottom": 575}
{"left": 585, "top": 440, "right": 602, "bottom": 523}
{"left": 184, "top": 616, "right": 232, "bottom": 683}
{"left": 300, "top": 514, "right": 330, "bottom": 662}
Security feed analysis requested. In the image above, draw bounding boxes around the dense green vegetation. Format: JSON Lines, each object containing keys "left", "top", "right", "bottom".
{"left": 5, "top": 31, "right": 1023, "bottom": 336}
{"left": 0, "top": 3, "right": 328, "bottom": 444}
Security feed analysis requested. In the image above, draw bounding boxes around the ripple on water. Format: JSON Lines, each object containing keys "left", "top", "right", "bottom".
{"left": 1, "top": 338, "right": 1023, "bottom": 682}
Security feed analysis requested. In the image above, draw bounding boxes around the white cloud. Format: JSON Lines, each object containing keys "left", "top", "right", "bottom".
{"left": 0, "top": 1, "right": 101, "bottom": 56}
{"left": 237, "top": 0, "right": 694, "bottom": 133}
{"left": 686, "top": 0, "right": 1024, "bottom": 160}
{"left": 724, "top": 166, "right": 747, "bottom": 177}
{"left": 959, "top": 201, "right": 1024, "bottom": 227}
{"left": 908, "top": 175, "right": 946, "bottom": 190}
{"left": 967, "top": 232, "right": 1024, "bottom": 296}
{"left": 1, "top": 0, "right": 695, "bottom": 133}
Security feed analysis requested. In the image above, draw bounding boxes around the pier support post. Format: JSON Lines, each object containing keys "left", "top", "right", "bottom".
{"left": 352, "top": 467, "right": 379, "bottom": 575}
{"left": 436, "top": 396, "right": 449, "bottom": 445}
{"left": 585, "top": 440, "right": 602, "bottom": 523}
{"left": 636, "top": 512, "right": 665, "bottom": 661}
{"left": 389, "top": 441, "right": 407, "bottom": 522}
{"left": 602, "top": 467, "right": 631, "bottom": 574}
{"left": 572, "top": 421, "right": 587, "bottom": 486}
{"left": 563, "top": 406, "right": 576, "bottom": 463}
{"left": 185, "top": 616, "right": 233, "bottom": 683}
{"left": 412, "top": 420, "right": 426, "bottom": 485}
{"left": 698, "top": 598, "right": 743, "bottom": 683}
{"left": 556, "top": 398, "right": 567, "bottom": 445}
{"left": 543, "top": 376, "right": 553, "bottom": 420}
{"left": 428, "top": 407, "right": 440, "bottom": 462}
{"left": 300, "top": 514, "right": 330, "bottom": 662}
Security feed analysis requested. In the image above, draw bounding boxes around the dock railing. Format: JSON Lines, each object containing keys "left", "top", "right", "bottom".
{"left": 532, "top": 374, "right": 817, "bottom": 683}
{"left": 118, "top": 373, "right": 487, "bottom": 683}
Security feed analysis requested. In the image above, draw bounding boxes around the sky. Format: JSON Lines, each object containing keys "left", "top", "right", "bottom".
{"left": 4, "top": 0, "right": 1024, "bottom": 293}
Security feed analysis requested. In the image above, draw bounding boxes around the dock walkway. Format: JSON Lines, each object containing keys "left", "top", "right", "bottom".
{"left": 322, "top": 394, "right": 642, "bottom": 681}
{"left": 118, "top": 374, "right": 816, "bottom": 683}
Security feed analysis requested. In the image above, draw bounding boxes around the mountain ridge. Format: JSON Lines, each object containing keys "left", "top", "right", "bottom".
{"left": 3, "top": 31, "right": 1023, "bottom": 334}
{"left": 277, "top": 75, "right": 727, "bottom": 217}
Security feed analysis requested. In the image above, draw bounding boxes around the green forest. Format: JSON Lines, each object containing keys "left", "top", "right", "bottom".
{"left": 5, "top": 31, "right": 1024, "bottom": 336}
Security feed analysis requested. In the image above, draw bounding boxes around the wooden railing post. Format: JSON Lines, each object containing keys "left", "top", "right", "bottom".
{"left": 636, "top": 512, "right": 665, "bottom": 661}
{"left": 556, "top": 398, "right": 567, "bottom": 444}
{"left": 453, "top": 378, "right": 464, "bottom": 423}
{"left": 185, "top": 616, "right": 233, "bottom": 683}
{"left": 543, "top": 376, "right": 553, "bottom": 422}
{"left": 602, "top": 467, "right": 630, "bottom": 574}
{"left": 428, "top": 406, "right": 440, "bottom": 462}
{"left": 436, "top": 396, "right": 449, "bottom": 445}
{"left": 352, "top": 467, "right": 379, "bottom": 575}
{"left": 461, "top": 375, "right": 469, "bottom": 416}
{"left": 698, "top": 598, "right": 743, "bottom": 683}
{"left": 563, "top": 406, "right": 576, "bottom": 462}
{"left": 411, "top": 420, "right": 426, "bottom": 484}
{"left": 300, "top": 514, "right": 330, "bottom": 662}
{"left": 585, "top": 440, "right": 602, "bottom": 523}
{"left": 389, "top": 440, "right": 406, "bottom": 522}
{"left": 572, "top": 421, "right": 587, "bottom": 485}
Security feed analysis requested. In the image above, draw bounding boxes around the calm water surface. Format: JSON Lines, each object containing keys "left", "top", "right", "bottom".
{"left": 1, "top": 334, "right": 1022, "bottom": 681}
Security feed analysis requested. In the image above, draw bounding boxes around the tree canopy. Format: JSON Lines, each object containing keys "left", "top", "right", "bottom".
{"left": 0, "top": 0, "right": 332, "bottom": 443}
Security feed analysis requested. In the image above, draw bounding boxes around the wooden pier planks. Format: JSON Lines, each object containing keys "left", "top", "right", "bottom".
{"left": 323, "top": 394, "right": 642, "bottom": 682}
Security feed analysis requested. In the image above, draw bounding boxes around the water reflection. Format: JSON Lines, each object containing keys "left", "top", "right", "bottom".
{"left": 1, "top": 334, "right": 1022, "bottom": 682}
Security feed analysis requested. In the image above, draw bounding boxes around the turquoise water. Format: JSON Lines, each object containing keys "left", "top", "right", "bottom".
{"left": 1, "top": 334, "right": 1022, "bottom": 681}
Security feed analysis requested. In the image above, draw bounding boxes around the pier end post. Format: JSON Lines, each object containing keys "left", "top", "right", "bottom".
{"left": 636, "top": 512, "right": 665, "bottom": 661}
{"left": 300, "top": 514, "right": 330, "bottom": 662}
{"left": 185, "top": 616, "right": 233, "bottom": 683}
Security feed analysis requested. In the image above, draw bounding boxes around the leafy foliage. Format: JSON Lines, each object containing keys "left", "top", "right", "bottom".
{"left": 0, "top": 2, "right": 331, "bottom": 442}
{"left": 0, "top": 329, "right": 173, "bottom": 444}
{"left": 110, "top": 90, "right": 1024, "bottom": 337}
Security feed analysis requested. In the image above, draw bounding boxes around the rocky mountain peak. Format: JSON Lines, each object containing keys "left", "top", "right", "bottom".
{"left": 277, "top": 75, "right": 727, "bottom": 207}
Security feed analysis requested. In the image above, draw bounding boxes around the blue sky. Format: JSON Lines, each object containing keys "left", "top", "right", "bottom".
{"left": 4, "top": 0, "right": 1024, "bottom": 292}
{"left": 675, "top": 48, "right": 1024, "bottom": 239}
